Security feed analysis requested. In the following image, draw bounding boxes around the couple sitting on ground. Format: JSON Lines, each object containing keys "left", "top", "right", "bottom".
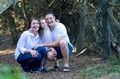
{"left": 14, "top": 12, "right": 73, "bottom": 73}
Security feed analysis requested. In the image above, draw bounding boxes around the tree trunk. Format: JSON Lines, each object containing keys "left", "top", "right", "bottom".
{"left": 3, "top": 8, "right": 19, "bottom": 44}
{"left": 98, "top": 0, "right": 112, "bottom": 59}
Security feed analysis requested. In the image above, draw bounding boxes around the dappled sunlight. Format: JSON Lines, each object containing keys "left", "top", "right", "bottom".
{"left": 90, "top": 58, "right": 101, "bottom": 61}
{"left": 0, "top": 49, "right": 15, "bottom": 55}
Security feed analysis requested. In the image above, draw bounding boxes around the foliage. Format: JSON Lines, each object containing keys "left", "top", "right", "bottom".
{"left": 81, "top": 61, "right": 120, "bottom": 78}
{"left": 0, "top": 64, "right": 28, "bottom": 79}
{"left": 0, "top": 0, "right": 13, "bottom": 14}
{"left": 0, "top": 0, "right": 120, "bottom": 59}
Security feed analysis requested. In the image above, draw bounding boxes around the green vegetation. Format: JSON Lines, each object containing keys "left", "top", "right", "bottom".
{"left": 0, "top": 64, "right": 28, "bottom": 79}
{"left": 81, "top": 59, "right": 120, "bottom": 78}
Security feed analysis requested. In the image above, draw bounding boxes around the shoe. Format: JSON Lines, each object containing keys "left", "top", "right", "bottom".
{"left": 41, "top": 68, "right": 49, "bottom": 73}
{"left": 32, "top": 68, "right": 41, "bottom": 73}
{"left": 24, "top": 70, "right": 32, "bottom": 73}
{"left": 53, "top": 65, "right": 60, "bottom": 71}
{"left": 63, "top": 67, "right": 69, "bottom": 72}
{"left": 22, "top": 67, "right": 32, "bottom": 73}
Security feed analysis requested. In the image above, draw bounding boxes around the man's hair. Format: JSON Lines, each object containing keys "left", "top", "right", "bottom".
{"left": 44, "top": 10, "right": 55, "bottom": 17}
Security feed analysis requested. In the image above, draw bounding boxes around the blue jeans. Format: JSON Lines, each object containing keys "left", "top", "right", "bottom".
{"left": 17, "top": 46, "right": 47, "bottom": 72}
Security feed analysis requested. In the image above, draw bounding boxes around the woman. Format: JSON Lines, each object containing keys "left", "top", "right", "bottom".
{"left": 14, "top": 17, "right": 47, "bottom": 72}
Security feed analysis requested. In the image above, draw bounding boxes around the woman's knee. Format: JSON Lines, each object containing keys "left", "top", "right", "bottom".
{"left": 34, "top": 57, "right": 41, "bottom": 63}
{"left": 36, "top": 46, "right": 46, "bottom": 53}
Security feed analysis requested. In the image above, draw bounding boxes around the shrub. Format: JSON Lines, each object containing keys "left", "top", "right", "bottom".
{"left": 0, "top": 64, "right": 28, "bottom": 79}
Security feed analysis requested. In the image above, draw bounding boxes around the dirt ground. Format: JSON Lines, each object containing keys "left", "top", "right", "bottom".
{"left": 0, "top": 35, "right": 104, "bottom": 79}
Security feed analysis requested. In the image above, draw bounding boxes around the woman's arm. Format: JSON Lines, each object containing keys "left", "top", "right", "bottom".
{"left": 35, "top": 37, "right": 61, "bottom": 48}
{"left": 17, "top": 32, "right": 28, "bottom": 54}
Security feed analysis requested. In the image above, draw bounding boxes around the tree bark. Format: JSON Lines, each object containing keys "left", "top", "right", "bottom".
{"left": 3, "top": 8, "right": 19, "bottom": 44}
{"left": 98, "top": 0, "right": 112, "bottom": 59}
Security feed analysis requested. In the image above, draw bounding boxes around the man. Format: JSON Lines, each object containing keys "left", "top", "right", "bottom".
{"left": 37, "top": 12, "right": 73, "bottom": 72}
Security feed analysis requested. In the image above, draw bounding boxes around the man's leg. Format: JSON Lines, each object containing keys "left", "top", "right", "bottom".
{"left": 58, "top": 40, "right": 69, "bottom": 68}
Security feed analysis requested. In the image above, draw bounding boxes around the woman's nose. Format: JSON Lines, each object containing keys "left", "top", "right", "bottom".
{"left": 54, "top": 53, "right": 56, "bottom": 56}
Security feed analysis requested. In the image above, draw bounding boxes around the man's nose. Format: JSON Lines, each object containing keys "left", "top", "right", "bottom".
{"left": 47, "top": 19, "right": 51, "bottom": 22}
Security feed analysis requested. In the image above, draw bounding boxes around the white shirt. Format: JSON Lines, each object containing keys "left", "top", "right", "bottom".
{"left": 14, "top": 30, "right": 42, "bottom": 59}
{"left": 41, "top": 26, "right": 52, "bottom": 44}
{"left": 40, "top": 26, "right": 52, "bottom": 50}
{"left": 51, "top": 22, "right": 73, "bottom": 47}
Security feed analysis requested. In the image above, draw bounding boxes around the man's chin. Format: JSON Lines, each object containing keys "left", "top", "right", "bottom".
{"left": 48, "top": 24, "right": 53, "bottom": 27}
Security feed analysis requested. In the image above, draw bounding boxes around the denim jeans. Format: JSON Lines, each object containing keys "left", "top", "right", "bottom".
{"left": 17, "top": 46, "right": 47, "bottom": 72}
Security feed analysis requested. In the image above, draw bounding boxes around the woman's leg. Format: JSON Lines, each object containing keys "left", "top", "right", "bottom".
{"left": 17, "top": 53, "right": 34, "bottom": 72}
{"left": 33, "top": 46, "right": 47, "bottom": 71}
{"left": 36, "top": 46, "right": 47, "bottom": 59}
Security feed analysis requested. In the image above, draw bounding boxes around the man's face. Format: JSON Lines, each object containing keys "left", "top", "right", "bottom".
{"left": 45, "top": 14, "right": 56, "bottom": 28}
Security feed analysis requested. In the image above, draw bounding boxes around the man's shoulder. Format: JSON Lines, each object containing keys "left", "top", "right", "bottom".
{"left": 56, "top": 22, "right": 65, "bottom": 26}
{"left": 56, "top": 23, "right": 66, "bottom": 29}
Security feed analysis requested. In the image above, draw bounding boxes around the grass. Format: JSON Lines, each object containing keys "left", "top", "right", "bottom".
{"left": 80, "top": 58, "right": 120, "bottom": 79}
{"left": 0, "top": 64, "right": 28, "bottom": 79}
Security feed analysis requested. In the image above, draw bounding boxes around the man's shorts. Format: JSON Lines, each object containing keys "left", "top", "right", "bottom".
{"left": 54, "top": 43, "right": 73, "bottom": 59}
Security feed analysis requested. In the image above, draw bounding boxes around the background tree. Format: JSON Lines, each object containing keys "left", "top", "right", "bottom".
{"left": 0, "top": 0, "right": 120, "bottom": 59}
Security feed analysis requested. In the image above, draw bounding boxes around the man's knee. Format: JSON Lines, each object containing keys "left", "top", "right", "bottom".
{"left": 58, "top": 40, "right": 67, "bottom": 48}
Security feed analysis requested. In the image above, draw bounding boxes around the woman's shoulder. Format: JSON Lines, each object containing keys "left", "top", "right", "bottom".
{"left": 21, "top": 30, "right": 30, "bottom": 36}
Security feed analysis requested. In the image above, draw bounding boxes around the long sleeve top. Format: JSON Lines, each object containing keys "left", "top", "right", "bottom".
{"left": 14, "top": 30, "right": 42, "bottom": 59}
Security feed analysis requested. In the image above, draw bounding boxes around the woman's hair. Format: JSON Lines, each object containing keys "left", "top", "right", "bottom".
{"left": 27, "top": 17, "right": 44, "bottom": 36}
{"left": 27, "top": 17, "right": 40, "bottom": 29}
{"left": 38, "top": 17, "right": 45, "bottom": 36}
{"left": 39, "top": 16, "right": 45, "bottom": 22}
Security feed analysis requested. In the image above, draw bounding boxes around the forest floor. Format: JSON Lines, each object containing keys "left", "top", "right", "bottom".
{"left": 0, "top": 35, "right": 120, "bottom": 79}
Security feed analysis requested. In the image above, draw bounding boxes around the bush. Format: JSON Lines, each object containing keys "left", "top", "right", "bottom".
{"left": 0, "top": 64, "right": 28, "bottom": 79}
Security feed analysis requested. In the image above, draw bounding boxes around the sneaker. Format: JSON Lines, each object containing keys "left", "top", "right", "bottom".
{"left": 53, "top": 65, "right": 60, "bottom": 71}
{"left": 63, "top": 67, "right": 69, "bottom": 72}
{"left": 32, "top": 68, "right": 41, "bottom": 73}
{"left": 21, "top": 65, "right": 32, "bottom": 73}
{"left": 41, "top": 68, "right": 49, "bottom": 73}
{"left": 24, "top": 70, "right": 32, "bottom": 73}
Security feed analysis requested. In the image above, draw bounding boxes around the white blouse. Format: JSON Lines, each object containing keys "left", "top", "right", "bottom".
{"left": 14, "top": 30, "right": 42, "bottom": 59}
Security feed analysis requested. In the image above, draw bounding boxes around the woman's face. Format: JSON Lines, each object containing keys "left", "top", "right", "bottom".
{"left": 30, "top": 19, "right": 40, "bottom": 32}
{"left": 45, "top": 14, "right": 56, "bottom": 28}
{"left": 40, "top": 19, "right": 47, "bottom": 28}
{"left": 47, "top": 51, "right": 56, "bottom": 61}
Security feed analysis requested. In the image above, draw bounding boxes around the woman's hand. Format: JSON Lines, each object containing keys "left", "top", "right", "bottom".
{"left": 29, "top": 49, "right": 39, "bottom": 57}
